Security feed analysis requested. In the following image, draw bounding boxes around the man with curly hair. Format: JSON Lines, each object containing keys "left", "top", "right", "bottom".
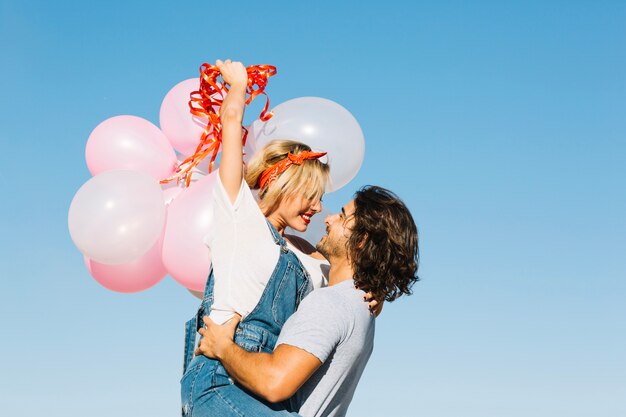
{"left": 196, "top": 186, "right": 419, "bottom": 417}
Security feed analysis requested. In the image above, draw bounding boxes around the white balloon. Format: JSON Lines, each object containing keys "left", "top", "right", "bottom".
{"left": 68, "top": 170, "right": 166, "bottom": 264}
{"left": 242, "top": 126, "right": 257, "bottom": 165}
{"left": 248, "top": 97, "right": 365, "bottom": 192}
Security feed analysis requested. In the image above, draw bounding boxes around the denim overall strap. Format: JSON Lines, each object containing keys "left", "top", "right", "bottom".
{"left": 182, "top": 267, "right": 215, "bottom": 374}
{"left": 266, "top": 218, "right": 289, "bottom": 251}
{"left": 182, "top": 318, "right": 196, "bottom": 375}
{"left": 233, "top": 221, "right": 313, "bottom": 354}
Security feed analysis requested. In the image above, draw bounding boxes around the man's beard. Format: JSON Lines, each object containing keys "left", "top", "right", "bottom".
{"left": 315, "top": 238, "right": 329, "bottom": 258}
{"left": 316, "top": 235, "right": 345, "bottom": 259}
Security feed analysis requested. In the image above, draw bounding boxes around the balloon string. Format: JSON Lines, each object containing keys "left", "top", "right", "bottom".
{"left": 161, "top": 63, "right": 277, "bottom": 187}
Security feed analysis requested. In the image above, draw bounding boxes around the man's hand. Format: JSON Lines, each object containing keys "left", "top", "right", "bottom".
{"left": 194, "top": 315, "right": 241, "bottom": 359}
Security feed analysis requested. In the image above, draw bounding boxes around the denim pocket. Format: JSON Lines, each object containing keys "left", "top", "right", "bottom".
{"left": 180, "top": 360, "right": 205, "bottom": 416}
{"left": 271, "top": 261, "right": 300, "bottom": 327}
{"left": 212, "top": 362, "right": 234, "bottom": 388}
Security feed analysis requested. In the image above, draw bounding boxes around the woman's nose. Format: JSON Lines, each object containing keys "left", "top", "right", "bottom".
{"left": 311, "top": 199, "right": 322, "bottom": 213}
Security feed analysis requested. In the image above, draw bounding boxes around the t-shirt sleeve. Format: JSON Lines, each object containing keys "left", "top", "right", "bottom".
{"left": 213, "top": 173, "right": 252, "bottom": 220}
{"left": 276, "top": 290, "right": 346, "bottom": 363}
{"left": 202, "top": 173, "right": 260, "bottom": 248}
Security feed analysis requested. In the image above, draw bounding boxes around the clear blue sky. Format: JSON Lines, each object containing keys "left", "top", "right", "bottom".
{"left": 1, "top": 1, "right": 625, "bottom": 416}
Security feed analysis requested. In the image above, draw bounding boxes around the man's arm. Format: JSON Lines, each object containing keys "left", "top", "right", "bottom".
{"left": 196, "top": 316, "right": 322, "bottom": 403}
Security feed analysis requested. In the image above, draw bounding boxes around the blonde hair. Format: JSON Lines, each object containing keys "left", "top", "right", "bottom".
{"left": 246, "top": 140, "right": 331, "bottom": 215}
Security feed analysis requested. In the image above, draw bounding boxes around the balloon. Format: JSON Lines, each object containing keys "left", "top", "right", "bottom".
{"left": 248, "top": 97, "right": 365, "bottom": 191}
{"left": 162, "top": 171, "right": 217, "bottom": 291}
{"left": 85, "top": 115, "right": 178, "bottom": 181}
{"left": 160, "top": 78, "right": 221, "bottom": 156}
{"left": 68, "top": 170, "right": 166, "bottom": 264}
{"left": 175, "top": 154, "right": 217, "bottom": 179}
{"left": 188, "top": 289, "right": 204, "bottom": 300}
{"left": 83, "top": 233, "right": 167, "bottom": 293}
{"left": 162, "top": 182, "right": 184, "bottom": 205}
{"left": 287, "top": 207, "right": 331, "bottom": 247}
{"left": 242, "top": 125, "right": 257, "bottom": 165}
{"left": 83, "top": 254, "right": 93, "bottom": 275}
{"left": 160, "top": 155, "right": 220, "bottom": 205}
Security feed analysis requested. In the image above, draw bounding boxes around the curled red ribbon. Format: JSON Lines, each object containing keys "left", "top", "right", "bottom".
{"left": 161, "top": 63, "right": 277, "bottom": 187}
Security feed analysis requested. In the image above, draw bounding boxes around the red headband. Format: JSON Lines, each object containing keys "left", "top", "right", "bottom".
{"left": 258, "top": 150, "right": 327, "bottom": 189}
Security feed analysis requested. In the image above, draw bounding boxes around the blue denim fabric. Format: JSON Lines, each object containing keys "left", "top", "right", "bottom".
{"left": 181, "top": 221, "right": 312, "bottom": 417}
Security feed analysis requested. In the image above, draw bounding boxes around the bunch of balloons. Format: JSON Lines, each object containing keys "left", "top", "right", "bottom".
{"left": 68, "top": 71, "right": 365, "bottom": 294}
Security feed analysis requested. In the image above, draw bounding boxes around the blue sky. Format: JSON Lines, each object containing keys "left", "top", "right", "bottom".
{"left": 1, "top": 1, "right": 625, "bottom": 416}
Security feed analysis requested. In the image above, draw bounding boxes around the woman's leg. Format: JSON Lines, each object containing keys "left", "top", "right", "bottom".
{"left": 190, "top": 384, "right": 300, "bottom": 417}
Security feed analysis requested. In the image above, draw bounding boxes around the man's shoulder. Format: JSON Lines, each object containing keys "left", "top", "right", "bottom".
{"left": 300, "top": 283, "right": 344, "bottom": 305}
{"left": 305, "top": 280, "right": 358, "bottom": 299}
{"left": 301, "top": 281, "right": 367, "bottom": 316}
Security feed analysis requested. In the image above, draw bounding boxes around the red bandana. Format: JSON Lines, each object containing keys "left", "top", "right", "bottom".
{"left": 258, "top": 150, "right": 327, "bottom": 189}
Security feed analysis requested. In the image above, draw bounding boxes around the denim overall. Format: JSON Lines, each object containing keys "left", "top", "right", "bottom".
{"left": 181, "top": 221, "right": 312, "bottom": 417}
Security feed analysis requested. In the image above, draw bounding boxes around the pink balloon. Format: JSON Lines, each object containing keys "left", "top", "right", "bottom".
{"left": 162, "top": 171, "right": 217, "bottom": 291}
{"left": 160, "top": 157, "right": 220, "bottom": 205}
{"left": 162, "top": 182, "right": 184, "bottom": 205}
{"left": 84, "top": 234, "right": 167, "bottom": 293}
{"left": 85, "top": 115, "right": 178, "bottom": 181}
{"left": 160, "top": 78, "right": 221, "bottom": 156}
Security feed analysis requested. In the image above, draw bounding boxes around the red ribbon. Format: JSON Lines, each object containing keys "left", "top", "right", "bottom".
{"left": 161, "top": 63, "right": 277, "bottom": 187}
{"left": 258, "top": 151, "right": 328, "bottom": 189}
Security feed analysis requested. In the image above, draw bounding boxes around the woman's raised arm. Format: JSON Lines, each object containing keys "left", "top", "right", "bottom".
{"left": 215, "top": 59, "right": 248, "bottom": 204}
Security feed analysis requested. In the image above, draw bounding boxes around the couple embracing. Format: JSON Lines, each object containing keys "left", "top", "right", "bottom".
{"left": 180, "top": 60, "right": 419, "bottom": 417}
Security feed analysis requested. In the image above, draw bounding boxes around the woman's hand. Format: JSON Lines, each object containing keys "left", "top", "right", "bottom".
{"left": 364, "top": 292, "right": 384, "bottom": 317}
{"left": 215, "top": 59, "right": 248, "bottom": 91}
{"left": 195, "top": 314, "right": 241, "bottom": 359}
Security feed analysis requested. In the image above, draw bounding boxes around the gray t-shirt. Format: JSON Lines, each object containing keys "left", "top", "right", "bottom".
{"left": 276, "top": 279, "right": 375, "bottom": 417}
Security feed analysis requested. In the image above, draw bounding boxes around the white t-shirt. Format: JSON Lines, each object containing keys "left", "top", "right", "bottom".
{"left": 202, "top": 176, "right": 328, "bottom": 324}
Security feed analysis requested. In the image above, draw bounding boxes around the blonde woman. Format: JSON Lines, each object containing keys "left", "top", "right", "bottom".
{"left": 181, "top": 60, "right": 331, "bottom": 416}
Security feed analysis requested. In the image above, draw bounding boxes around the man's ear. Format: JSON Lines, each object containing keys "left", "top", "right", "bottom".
{"left": 356, "top": 233, "right": 368, "bottom": 250}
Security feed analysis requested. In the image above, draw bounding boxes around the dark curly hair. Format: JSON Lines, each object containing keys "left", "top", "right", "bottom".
{"left": 348, "top": 186, "right": 419, "bottom": 302}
